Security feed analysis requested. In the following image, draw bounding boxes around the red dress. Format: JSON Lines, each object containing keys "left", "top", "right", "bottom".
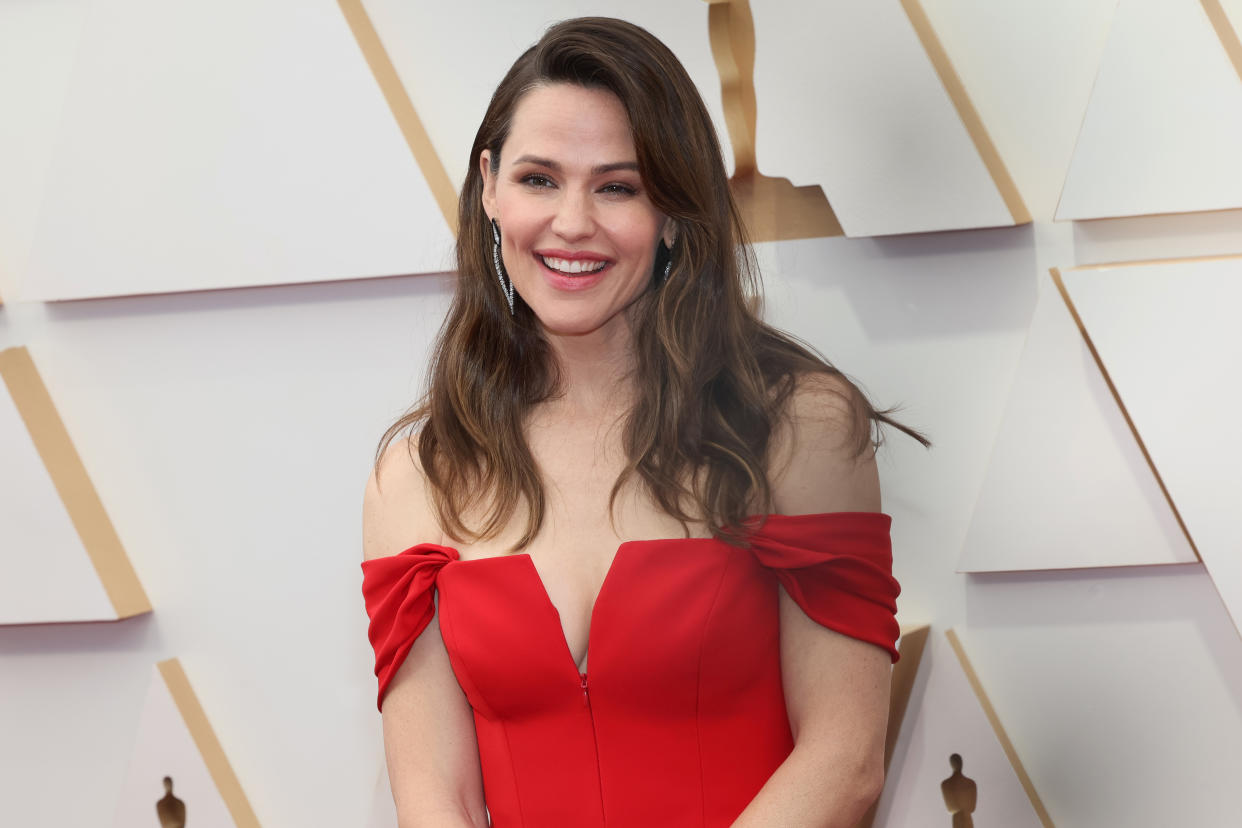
{"left": 362, "top": 511, "right": 899, "bottom": 827}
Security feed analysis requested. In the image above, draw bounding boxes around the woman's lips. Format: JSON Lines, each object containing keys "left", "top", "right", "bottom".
{"left": 534, "top": 253, "right": 610, "bottom": 291}
{"left": 539, "top": 255, "right": 607, "bottom": 273}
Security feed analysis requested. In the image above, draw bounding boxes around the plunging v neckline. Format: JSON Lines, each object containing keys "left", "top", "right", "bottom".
{"left": 456, "top": 539, "right": 657, "bottom": 677}
{"left": 429, "top": 514, "right": 865, "bottom": 681}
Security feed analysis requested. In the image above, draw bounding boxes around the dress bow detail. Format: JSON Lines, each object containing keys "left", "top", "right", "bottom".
{"left": 361, "top": 544, "right": 459, "bottom": 709}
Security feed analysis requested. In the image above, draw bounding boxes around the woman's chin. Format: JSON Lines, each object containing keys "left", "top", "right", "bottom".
{"left": 526, "top": 307, "right": 627, "bottom": 342}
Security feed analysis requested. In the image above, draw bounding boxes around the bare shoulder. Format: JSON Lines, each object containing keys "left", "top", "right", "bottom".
{"left": 768, "top": 371, "right": 881, "bottom": 515}
{"left": 362, "top": 434, "right": 443, "bottom": 561}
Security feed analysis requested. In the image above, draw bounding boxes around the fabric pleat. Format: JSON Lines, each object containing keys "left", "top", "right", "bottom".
{"left": 745, "top": 512, "right": 900, "bottom": 662}
{"left": 361, "top": 543, "right": 458, "bottom": 709}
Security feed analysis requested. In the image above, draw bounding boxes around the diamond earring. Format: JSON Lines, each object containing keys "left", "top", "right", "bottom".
{"left": 491, "top": 218, "right": 515, "bottom": 315}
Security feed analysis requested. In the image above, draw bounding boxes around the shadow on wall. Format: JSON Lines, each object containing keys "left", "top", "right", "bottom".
{"left": 768, "top": 222, "right": 1039, "bottom": 342}
{"left": 0, "top": 610, "right": 157, "bottom": 657}
{"left": 41, "top": 271, "right": 457, "bottom": 325}
{"left": 964, "top": 563, "right": 1242, "bottom": 724}
{"left": 1071, "top": 208, "right": 1242, "bottom": 266}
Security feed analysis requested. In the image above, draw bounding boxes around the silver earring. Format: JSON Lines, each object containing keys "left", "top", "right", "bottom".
{"left": 658, "top": 239, "right": 674, "bottom": 285}
{"left": 491, "top": 218, "right": 515, "bottom": 315}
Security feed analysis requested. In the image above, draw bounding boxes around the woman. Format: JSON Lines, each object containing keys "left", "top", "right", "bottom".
{"left": 362, "top": 17, "right": 922, "bottom": 828}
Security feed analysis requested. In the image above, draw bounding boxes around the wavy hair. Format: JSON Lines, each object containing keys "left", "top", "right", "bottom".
{"left": 377, "top": 17, "right": 926, "bottom": 548}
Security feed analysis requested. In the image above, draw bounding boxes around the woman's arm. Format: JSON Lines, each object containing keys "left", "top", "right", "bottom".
{"left": 364, "top": 442, "right": 489, "bottom": 828}
{"left": 731, "top": 600, "right": 890, "bottom": 827}
{"left": 731, "top": 374, "right": 892, "bottom": 827}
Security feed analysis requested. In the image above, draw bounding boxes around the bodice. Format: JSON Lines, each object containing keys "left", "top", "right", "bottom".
{"left": 362, "top": 512, "right": 899, "bottom": 827}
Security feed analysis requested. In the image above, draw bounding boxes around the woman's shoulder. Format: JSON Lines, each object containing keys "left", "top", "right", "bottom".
{"left": 767, "top": 370, "right": 880, "bottom": 515}
{"left": 363, "top": 434, "right": 444, "bottom": 561}
{"left": 780, "top": 370, "right": 868, "bottom": 426}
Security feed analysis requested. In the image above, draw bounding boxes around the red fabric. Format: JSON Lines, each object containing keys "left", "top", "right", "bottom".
{"left": 745, "top": 511, "right": 900, "bottom": 660}
{"left": 361, "top": 543, "right": 458, "bottom": 703}
{"left": 360, "top": 512, "right": 899, "bottom": 827}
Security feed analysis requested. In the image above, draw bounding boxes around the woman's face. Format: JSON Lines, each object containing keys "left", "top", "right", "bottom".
{"left": 481, "top": 83, "right": 675, "bottom": 342}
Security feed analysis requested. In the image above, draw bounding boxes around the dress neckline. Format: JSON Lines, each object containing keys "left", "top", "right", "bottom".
{"left": 419, "top": 511, "right": 891, "bottom": 676}
{"left": 462, "top": 536, "right": 745, "bottom": 674}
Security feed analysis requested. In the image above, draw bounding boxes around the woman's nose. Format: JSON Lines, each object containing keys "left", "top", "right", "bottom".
{"left": 551, "top": 190, "right": 594, "bottom": 240}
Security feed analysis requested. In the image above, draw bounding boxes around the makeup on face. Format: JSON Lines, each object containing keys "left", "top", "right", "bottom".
{"left": 482, "top": 83, "right": 672, "bottom": 340}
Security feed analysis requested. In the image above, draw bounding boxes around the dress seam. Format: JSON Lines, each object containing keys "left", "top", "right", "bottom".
{"left": 437, "top": 583, "right": 524, "bottom": 824}
{"left": 695, "top": 548, "right": 736, "bottom": 827}
{"left": 435, "top": 580, "right": 492, "bottom": 718}
{"left": 498, "top": 719, "right": 526, "bottom": 827}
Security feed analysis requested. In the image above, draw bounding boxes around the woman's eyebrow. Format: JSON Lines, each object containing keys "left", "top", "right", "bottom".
{"left": 511, "top": 155, "right": 639, "bottom": 175}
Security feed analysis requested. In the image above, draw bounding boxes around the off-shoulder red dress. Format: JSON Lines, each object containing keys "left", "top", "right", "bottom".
{"left": 361, "top": 511, "right": 899, "bottom": 827}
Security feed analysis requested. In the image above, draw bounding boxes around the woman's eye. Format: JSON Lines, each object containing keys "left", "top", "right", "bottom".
{"left": 600, "top": 183, "right": 637, "bottom": 196}
{"left": 520, "top": 174, "right": 555, "bottom": 188}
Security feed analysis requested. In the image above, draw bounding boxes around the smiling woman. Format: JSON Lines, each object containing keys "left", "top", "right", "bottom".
{"left": 480, "top": 83, "right": 676, "bottom": 339}
{"left": 361, "top": 16, "right": 925, "bottom": 828}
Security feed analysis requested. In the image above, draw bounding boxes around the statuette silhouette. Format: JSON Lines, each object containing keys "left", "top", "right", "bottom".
{"left": 156, "top": 775, "right": 186, "bottom": 828}
{"left": 704, "top": 0, "right": 842, "bottom": 241}
{"left": 941, "top": 753, "right": 977, "bottom": 828}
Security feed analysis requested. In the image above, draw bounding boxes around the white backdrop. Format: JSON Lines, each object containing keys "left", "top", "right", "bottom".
{"left": 2, "top": 1, "right": 1242, "bottom": 826}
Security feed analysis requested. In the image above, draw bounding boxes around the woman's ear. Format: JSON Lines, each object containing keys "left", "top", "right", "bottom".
{"left": 480, "top": 149, "right": 498, "bottom": 219}
{"left": 662, "top": 219, "right": 679, "bottom": 250}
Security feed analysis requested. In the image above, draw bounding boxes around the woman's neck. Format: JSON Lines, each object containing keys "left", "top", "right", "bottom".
{"left": 543, "top": 323, "right": 637, "bottom": 419}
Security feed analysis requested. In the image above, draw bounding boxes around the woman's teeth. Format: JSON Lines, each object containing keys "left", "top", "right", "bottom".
{"left": 541, "top": 256, "right": 607, "bottom": 274}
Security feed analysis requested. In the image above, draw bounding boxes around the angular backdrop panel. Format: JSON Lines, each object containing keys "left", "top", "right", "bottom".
{"left": 113, "top": 659, "right": 260, "bottom": 827}
{"left": 21, "top": 0, "right": 453, "bottom": 301}
{"left": 959, "top": 269, "right": 1197, "bottom": 572}
{"left": 0, "top": 0, "right": 92, "bottom": 292}
{"left": 751, "top": 0, "right": 1025, "bottom": 236}
{"left": 1056, "top": 0, "right": 1242, "bottom": 220}
{"left": 0, "top": 346, "right": 149, "bottom": 623}
{"left": 358, "top": 0, "right": 736, "bottom": 191}
{"left": 876, "top": 630, "right": 1050, "bottom": 828}
{"left": 1059, "top": 256, "right": 1242, "bottom": 638}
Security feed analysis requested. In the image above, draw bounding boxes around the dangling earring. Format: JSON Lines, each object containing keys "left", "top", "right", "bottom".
{"left": 657, "top": 238, "right": 674, "bottom": 285}
{"left": 491, "top": 218, "right": 515, "bottom": 315}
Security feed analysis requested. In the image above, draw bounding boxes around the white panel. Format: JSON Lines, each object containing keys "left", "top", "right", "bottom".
{"left": 0, "top": 374, "right": 114, "bottom": 623}
{"left": 0, "top": 275, "right": 451, "bottom": 826}
{"left": 113, "top": 665, "right": 239, "bottom": 828}
{"left": 363, "top": 0, "right": 734, "bottom": 191}
{"left": 1056, "top": 0, "right": 1242, "bottom": 220}
{"left": 877, "top": 632, "right": 1044, "bottom": 828}
{"left": 750, "top": 0, "right": 1014, "bottom": 236}
{"left": 963, "top": 567, "right": 1242, "bottom": 828}
{"left": 914, "top": 0, "right": 1116, "bottom": 222}
{"left": 0, "top": 0, "right": 91, "bottom": 293}
{"left": 366, "top": 759, "right": 397, "bottom": 828}
{"left": 1061, "top": 258, "right": 1242, "bottom": 637}
{"left": 21, "top": 0, "right": 454, "bottom": 301}
{"left": 959, "top": 269, "right": 1195, "bottom": 571}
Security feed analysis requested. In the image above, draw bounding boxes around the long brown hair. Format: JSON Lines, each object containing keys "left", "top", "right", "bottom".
{"left": 378, "top": 17, "right": 926, "bottom": 548}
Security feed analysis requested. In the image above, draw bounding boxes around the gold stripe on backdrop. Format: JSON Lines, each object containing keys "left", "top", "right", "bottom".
{"left": 946, "top": 629, "right": 1054, "bottom": 828}
{"left": 901, "top": 0, "right": 1031, "bottom": 224}
{"left": 1202, "top": 0, "right": 1242, "bottom": 84}
{"left": 0, "top": 346, "right": 150, "bottom": 618}
{"left": 1050, "top": 266, "right": 1202, "bottom": 563}
{"left": 158, "top": 659, "right": 262, "bottom": 828}
{"left": 336, "top": 0, "right": 460, "bottom": 235}
{"left": 856, "top": 623, "right": 931, "bottom": 828}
